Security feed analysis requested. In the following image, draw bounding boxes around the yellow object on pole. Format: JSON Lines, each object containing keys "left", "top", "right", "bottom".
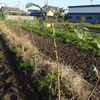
{"left": 46, "top": 23, "right": 51, "bottom": 27}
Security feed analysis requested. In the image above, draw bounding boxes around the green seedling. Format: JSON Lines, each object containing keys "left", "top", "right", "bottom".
{"left": 19, "top": 60, "right": 34, "bottom": 69}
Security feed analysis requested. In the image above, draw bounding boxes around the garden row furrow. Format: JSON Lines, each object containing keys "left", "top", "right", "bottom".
{"left": 32, "top": 32, "right": 100, "bottom": 87}
{"left": 0, "top": 34, "right": 39, "bottom": 100}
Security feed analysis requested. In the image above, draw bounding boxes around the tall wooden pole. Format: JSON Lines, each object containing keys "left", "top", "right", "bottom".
{"left": 90, "top": 0, "right": 93, "bottom": 5}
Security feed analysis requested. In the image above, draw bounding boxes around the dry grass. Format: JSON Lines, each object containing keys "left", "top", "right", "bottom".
{"left": 40, "top": 61, "right": 93, "bottom": 99}
{"left": 0, "top": 22, "right": 38, "bottom": 61}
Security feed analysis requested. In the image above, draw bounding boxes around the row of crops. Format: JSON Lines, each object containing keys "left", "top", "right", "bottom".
{"left": 2, "top": 19, "right": 100, "bottom": 100}
{"left": 12, "top": 20, "right": 100, "bottom": 56}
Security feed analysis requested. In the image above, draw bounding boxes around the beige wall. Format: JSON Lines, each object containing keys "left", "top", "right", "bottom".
{"left": 47, "top": 10, "right": 54, "bottom": 16}
{"left": 6, "top": 15, "right": 36, "bottom": 21}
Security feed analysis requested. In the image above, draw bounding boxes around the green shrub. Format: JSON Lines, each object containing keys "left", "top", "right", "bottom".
{"left": 95, "top": 20, "right": 99, "bottom": 24}
{"left": 19, "top": 60, "right": 34, "bottom": 69}
{"left": 58, "top": 17, "right": 65, "bottom": 23}
{"left": 12, "top": 48, "right": 21, "bottom": 58}
{"left": 79, "top": 16, "right": 85, "bottom": 23}
{"left": 0, "top": 12, "right": 6, "bottom": 20}
{"left": 32, "top": 72, "right": 57, "bottom": 100}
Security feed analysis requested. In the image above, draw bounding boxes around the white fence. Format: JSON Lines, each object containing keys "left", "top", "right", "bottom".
{"left": 6, "top": 15, "right": 36, "bottom": 21}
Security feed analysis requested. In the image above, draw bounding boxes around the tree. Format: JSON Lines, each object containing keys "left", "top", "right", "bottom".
{"left": 51, "top": 7, "right": 66, "bottom": 20}
{"left": 25, "top": 3, "right": 50, "bottom": 20}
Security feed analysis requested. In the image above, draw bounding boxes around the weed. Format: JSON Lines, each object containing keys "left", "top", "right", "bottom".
{"left": 2, "top": 34, "right": 7, "bottom": 39}
{"left": 12, "top": 48, "right": 21, "bottom": 58}
{"left": 32, "top": 72, "right": 57, "bottom": 100}
{"left": 79, "top": 16, "right": 86, "bottom": 23}
{"left": 17, "top": 43, "right": 23, "bottom": 48}
{"left": 87, "top": 65, "right": 100, "bottom": 100}
{"left": 19, "top": 60, "right": 34, "bottom": 69}
{"left": 0, "top": 12, "right": 6, "bottom": 20}
{"left": 46, "top": 57, "right": 52, "bottom": 61}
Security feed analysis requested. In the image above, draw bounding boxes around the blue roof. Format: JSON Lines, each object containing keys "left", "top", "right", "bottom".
{"left": 30, "top": 10, "right": 46, "bottom": 16}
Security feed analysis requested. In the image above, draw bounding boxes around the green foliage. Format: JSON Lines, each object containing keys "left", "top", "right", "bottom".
{"left": 26, "top": 3, "right": 45, "bottom": 11}
{"left": 36, "top": 17, "right": 43, "bottom": 25}
{"left": 46, "top": 57, "right": 52, "bottom": 61}
{"left": 74, "top": 26, "right": 89, "bottom": 40}
{"left": 5, "top": 19, "right": 100, "bottom": 55}
{"left": 94, "top": 38, "right": 100, "bottom": 49}
{"left": 19, "top": 60, "right": 34, "bottom": 69}
{"left": 79, "top": 16, "right": 85, "bottom": 23}
{"left": 5, "top": 20, "right": 37, "bottom": 26}
{"left": 95, "top": 20, "right": 99, "bottom": 24}
{"left": 22, "top": 22, "right": 100, "bottom": 55}
{"left": 93, "top": 65, "right": 99, "bottom": 77}
{"left": 33, "top": 73, "right": 57, "bottom": 91}
{"left": 12, "top": 48, "right": 21, "bottom": 58}
{"left": 25, "top": 3, "right": 50, "bottom": 20}
{"left": 63, "top": 23, "right": 74, "bottom": 32}
{"left": 0, "top": 12, "right": 6, "bottom": 20}
{"left": 51, "top": 7, "right": 66, "bottom": 18}
{"left": 32, "top": 72, "right": 57, "bottom": 99}
{"left": 2, "top": 34, "right": 7, "bottom": 39}
{"left": 58, "top": 17, "right": 65, "bottom": 23}
{"left": 17, "top": 43, "right": 23, "bottom": 48}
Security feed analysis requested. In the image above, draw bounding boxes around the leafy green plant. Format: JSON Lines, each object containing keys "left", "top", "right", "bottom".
{"left": 19, "top": 60, "right": 34, "bottom": 69}
{"left": 94, "top": 38, "right": 100, "bottom": 49}
{"left": 36, "top": 17, "right": 43, "bottom": 25}
{"left": 33, "top": 72, "right": 57, "bottom": 100}
{"left": 12, "top": 48, "right": 21, "bottom": 58}
{"left": 79, "top": 16, "right": 85, "bottom": 23}
{"left": 25, "top": 3, "right": 50, "bottom": 20}
{"left": 95, "top": 20, "right": 99, "bottom": 24}
{"left": 0, "top": 12, "right": 6, "bottom": 20}
{"left": 46, "top": 57, "right": 52, "bottom": 61}
{"left": 63, "top": 23, "right": 74, "bottom": 32}
{"left": 2, "top": 34, "right": 7, "bottom": 39}
{"left": 87, "top": 65, "right": 100, "bottom": 100}
{"left": 34, "top": 73, "right": 57, "bottom": 90}
{"left": 17, "top": 43, "right": 23, "bottom": 48}
{"left": 74, "top": 26, "right": 89, "bottom": 41}
{"left": 22, "top": 22, "right": 100, "bottom": 55}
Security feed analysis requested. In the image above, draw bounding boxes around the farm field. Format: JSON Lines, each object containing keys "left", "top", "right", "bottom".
{"left": 0, "top": 20, "right": 100, "bottom": 100}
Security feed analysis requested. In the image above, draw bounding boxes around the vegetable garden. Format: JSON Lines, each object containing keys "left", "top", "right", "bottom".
{"left": 0, "top": 8, "right": 100, "bottom": 100}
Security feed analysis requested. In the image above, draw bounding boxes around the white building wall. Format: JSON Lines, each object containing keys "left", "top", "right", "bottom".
{"left": 6, "top": 15, "right": 36, "bottom": 21}
{"left": 69, "top": 7, "right": 100, "bottom": 13}
{"left": 47, "top": 10, "right": 54, "bottom": 16}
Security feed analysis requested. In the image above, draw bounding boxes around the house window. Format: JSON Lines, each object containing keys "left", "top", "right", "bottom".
{"left": 76, "top": 16, "right": 80, "bottom": 19}
{"left": 86, "top": 17, "right": 92, "bottom": 20}
{"left": 68, "top": 16, "right": 72, "bottom": 19}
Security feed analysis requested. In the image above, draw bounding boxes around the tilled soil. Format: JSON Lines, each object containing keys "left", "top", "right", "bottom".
{"left": 0, "top": 35, "right": 40, "bottom": 100}
{"left": 32, "top": 33, "right": 100, "bottom": 91}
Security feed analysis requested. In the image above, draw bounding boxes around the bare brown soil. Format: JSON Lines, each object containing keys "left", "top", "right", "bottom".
{"left": 0, "top": 34, "right": 40, "bottom": 100}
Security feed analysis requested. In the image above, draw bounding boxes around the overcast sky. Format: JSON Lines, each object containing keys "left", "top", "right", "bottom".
{"left": 1, "top": 0, "right": 100, "bottom": 12}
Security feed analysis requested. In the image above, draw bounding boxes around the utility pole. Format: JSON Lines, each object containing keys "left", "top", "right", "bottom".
{"left": 90, "top": 0, "right": 93, "bottom": 5}
{"left": 44, "top": 0, "right": 48, "bottom": 8}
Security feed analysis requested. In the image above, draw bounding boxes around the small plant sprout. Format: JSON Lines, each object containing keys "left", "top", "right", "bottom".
{"left": 87, "top": 65, "right": 100, "bottom": 100}
{"left": 93, "top": 65, "right": 99, "bottom": 77}
{"left": 94, "top": 39, "right": 100, "bottom": 49}
{"left": 19, "top": 60, "right": 34, "bottom": 70}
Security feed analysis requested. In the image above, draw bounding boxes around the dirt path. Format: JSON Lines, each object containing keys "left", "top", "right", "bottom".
{"left": 0, "top": 34, "right": 39, "bottom": 100}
